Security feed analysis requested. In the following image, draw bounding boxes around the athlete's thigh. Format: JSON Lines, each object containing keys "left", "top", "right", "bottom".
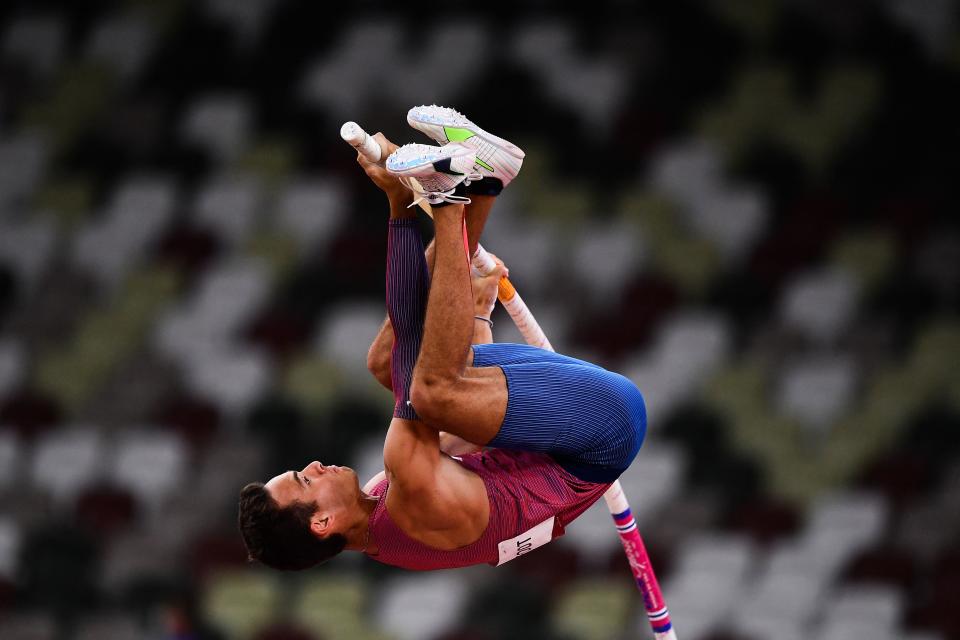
{"left": 486, "top": 360, "right": 646, "bottom": 482}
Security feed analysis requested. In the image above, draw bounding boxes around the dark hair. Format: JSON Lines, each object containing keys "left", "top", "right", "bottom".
{"left": 238, "top": 482, "right": 347, "bottom": 571}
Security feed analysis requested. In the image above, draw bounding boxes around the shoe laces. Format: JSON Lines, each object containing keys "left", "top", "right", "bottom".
{"left": 401, "top": 174, "right": 473, "bottom": 208}
{"left": 391, "top": 142, "right": 482, "bottom": 207}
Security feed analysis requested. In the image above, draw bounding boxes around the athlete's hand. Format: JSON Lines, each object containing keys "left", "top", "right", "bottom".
{"left": 473, "top": 252, "right": 508, "bottom": 318}
{"left": 356, "top": 132, "right": 412, "bottom": 208}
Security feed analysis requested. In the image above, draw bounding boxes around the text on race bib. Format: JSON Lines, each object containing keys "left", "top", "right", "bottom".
{"left": 496, "top": 517, "right": 556, "bottom": 566}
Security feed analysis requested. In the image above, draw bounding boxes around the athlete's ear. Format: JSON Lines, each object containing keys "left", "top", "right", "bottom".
{"left": 310, "top": 513, "right": 332, "bottom": 538}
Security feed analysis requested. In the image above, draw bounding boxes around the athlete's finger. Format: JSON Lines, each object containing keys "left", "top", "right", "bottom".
{"left": 372, "top": 132, "right": 398, "bottom": 158}
{"left": 485, "top": 252, "right": 509, "bottom": 278}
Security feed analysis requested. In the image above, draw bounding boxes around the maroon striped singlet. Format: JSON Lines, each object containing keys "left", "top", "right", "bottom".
{"left": 364, "top": 448, "right": 610, "bottom": 570}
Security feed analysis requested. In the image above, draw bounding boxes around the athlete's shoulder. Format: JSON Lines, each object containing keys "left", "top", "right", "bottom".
{"left": 363, "top": 470, "right": 388, "bottom": 495}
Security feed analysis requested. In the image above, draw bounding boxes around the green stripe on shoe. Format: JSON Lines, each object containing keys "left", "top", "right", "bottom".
{"left": 442, "top": 126, "right": 494, "bottom": 172}
{"left": 443, "top": 126, "right": 476, "bottom": 142}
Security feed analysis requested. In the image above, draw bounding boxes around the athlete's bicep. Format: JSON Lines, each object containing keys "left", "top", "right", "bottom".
{"left": 383, "top": 417, "right": 441, "bottom": 495}
{"left": 383, "top": 418, "right": 488, "bottom": 535}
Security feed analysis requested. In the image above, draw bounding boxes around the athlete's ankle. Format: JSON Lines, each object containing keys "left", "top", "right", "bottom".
{"left": 430, "top": 183, "right": 469, "bottom": 209}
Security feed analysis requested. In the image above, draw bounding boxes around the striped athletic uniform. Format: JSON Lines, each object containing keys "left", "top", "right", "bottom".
{"left": 377, "top": 219, "right": 646, "bottom": 570}
{"left": 365, "top": 449, "right": 611, "bottom": 570}
{"left": 367, "top": 342, "right": 646, "bottom": 571}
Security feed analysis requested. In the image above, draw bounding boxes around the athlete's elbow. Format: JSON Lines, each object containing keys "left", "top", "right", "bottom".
{"left": 367, "top": 347, "right": 393, "bottom": 391}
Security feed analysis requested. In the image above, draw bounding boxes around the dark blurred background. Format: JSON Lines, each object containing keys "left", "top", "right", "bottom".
{"left": 0, "top": 0, "right": 958, "bottom": 639}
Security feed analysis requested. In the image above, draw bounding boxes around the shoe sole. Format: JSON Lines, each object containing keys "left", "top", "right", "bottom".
{"left": 385, "top": 143, "right": 474, "bottom": 176}
{"left": 407, "top": 109, "right": 526, "bottom": 162}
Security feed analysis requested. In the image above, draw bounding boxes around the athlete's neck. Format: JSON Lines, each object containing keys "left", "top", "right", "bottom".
{"left": 343, "top": 494, "right": 380, "bottom": 552}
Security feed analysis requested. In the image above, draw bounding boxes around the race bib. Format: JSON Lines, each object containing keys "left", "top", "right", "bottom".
{"left": 496, "top": 517, "right": 556, "bottom": 566}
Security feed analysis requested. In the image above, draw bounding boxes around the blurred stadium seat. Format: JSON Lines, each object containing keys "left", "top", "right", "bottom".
{"left": 376, "top": 573, "right": 468, "bottom": 640}
{"left": 29, "top": 427, "right": 104, "bottom": 506}
{"left": 2, "top": 15, "right": 64, "bottom": 77}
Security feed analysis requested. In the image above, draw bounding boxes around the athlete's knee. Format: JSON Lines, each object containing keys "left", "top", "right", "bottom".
{"left": 622, "top": 383, "right": 647, "bottom": 454}
{"left": 409, "top": 373, "right": 458, "bottom": 423}
{"left": 604, "top": 377, "right": 647, "bottom": 464}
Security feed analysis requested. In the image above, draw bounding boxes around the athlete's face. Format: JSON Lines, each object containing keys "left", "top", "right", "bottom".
{"left": 265, "top": 461, "right": 360, "bottom": 535}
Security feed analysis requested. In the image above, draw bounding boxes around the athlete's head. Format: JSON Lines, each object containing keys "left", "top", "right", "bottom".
{"left": 238, "top": 461, "right": 360, "bottom": 570}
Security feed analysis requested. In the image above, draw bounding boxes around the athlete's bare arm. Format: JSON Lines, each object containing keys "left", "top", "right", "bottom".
{"left": 382, "top": 199, "right": 512, "bottom": 549}
{"left": 355, "top": 141, "right": 492, "bottom": 548}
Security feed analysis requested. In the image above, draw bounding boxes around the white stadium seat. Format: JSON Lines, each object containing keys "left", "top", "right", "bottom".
{"left": 183, "top": 347, "right": 272, "bottom": 418}
{"left": 300, "top": 21, "right": 404, "bottom": 118}
{"left": 110, "top": 430, "right": 188, "bottom": 515}
{"left": 799, "top": 492, "right": 889, "bottom": 579}
{"left": 674, "top": 533, "right": 755, "bottom": 581}
{"left": 625, "top": 312, "right": 731, "bottom": 422}
{"left": 276, "top": 177, "right": 347, "bottom": 254}
{"left": 684, "top": 184, "right": 769, "bottom": 263}
{"left": 780, "top": 267, "right": 860, "bottom": 343}
{"left": 377, "top": 573, "right": 468, "bottom": 640}
{"left": 823, "top": 584, "right": 905, "bottom": 633}
{"left": 0, "top": 339, "right": 25, "bottom": 400}
{"left": 650, "top": 139, "right": 724, "bottom": 208}
{"left": 181, "top": 94, "right": 253, "bottom": 163}
{"left": 0, "top": 516, "right": 22, "bottom": 579}
{"left": 154, "top": 257, "right": 271, "bottom": 364}
{"left": 84, "top": 13, "right": 156, "bottom": 81}
{"left": 385, "top": 23, "right": 490, "bottom": 108}
{"left": 73, "top": 176, "right": 177, "bottom": 289}
{"left": 777, "top": 356, "right": 857, "bottom": 432}
{"left": 571, "top": 219, "right": 645, "bottom": 308}
{"left": 29, "top": 427, "right": 104, "bottom": 506}
{"left": 0, "top": 218, "right": 58, "bottom": 292}
{"left": 741, "top": 565, "right": 825, "bottom": 627}
{"left": 194, "top": 175, "right": 263, "bottom": 248}
{"left": 313, "top": 301, "right": 387, "bottom": 384}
